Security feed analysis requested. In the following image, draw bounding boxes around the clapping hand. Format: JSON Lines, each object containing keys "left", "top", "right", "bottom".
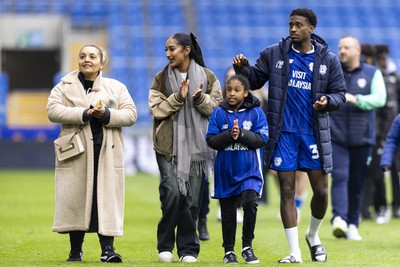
{"left": 192, "top": 83, "right": 203, "bottom": 101}
{"left": 231, "top": 119, "right": 240, "bottom": 140}
{"left": 179, "top": 79, "right": 189, "bottom": 98}
{"left": 88, "top": 101, "right": 106, "bottom": 119}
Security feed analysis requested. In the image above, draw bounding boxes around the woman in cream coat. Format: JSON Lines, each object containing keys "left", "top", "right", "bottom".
{"left": 47, "top": 45, "right": 137, "bottom": 263}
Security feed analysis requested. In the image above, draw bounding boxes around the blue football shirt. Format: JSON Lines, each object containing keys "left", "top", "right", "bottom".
{"left": 282, "top": 46, "right": 315, "bottom": 135}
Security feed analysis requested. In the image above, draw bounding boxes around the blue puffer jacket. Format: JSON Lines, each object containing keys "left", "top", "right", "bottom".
{"left": 234, "top": 34, "right": 346, "bottom": 173}
{"left": 380, "top": 114, "right": 400, "bottom": 169}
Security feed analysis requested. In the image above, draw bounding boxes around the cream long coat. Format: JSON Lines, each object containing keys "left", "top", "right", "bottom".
{"left": 47, "top": 70, "right": 137, "bottom": 236}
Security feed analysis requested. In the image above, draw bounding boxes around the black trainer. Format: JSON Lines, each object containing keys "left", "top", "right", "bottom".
{"left": 241, "top": 247, "right": 259, "bottom": 264}
{"left": 67, "top": 250, "right": 83, "bottom": 262}
{"left": 223, "top": 251, "right": 239, "bottom": 264}
{"left": 100, "top": 246, "right": 122, "bottom": 263}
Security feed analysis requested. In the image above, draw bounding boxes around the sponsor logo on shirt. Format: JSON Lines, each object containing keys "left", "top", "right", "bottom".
{"left": 225, "top": 143, "right": 249, "bottom": 151}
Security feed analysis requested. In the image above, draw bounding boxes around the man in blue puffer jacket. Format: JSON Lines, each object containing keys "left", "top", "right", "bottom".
{"left": 233, "top": 7, "right": 346, "bottom": 264}
{"left": 330, "top": 36, "right": 386, "bottom": 241}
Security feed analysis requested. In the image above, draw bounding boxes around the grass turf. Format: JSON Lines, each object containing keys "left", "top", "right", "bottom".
{"left": 1, "top": 170, "right": 400, "bottom": 266}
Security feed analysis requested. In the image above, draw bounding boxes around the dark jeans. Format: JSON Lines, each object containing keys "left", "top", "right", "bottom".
{"left": 331, "top": 143, "right": 372, "bottom": 226}
{"left": 219, "top": 190, "right": 258, "bottom": 253}
{"left": 156, "top": 153, "right": 204, "bottom": 258}
{"left": 199, "top": 178, "right": 210, "bottom": 221}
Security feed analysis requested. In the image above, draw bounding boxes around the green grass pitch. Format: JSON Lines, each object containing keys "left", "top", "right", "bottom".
{"left": 1, "top": 170, "right": 400, "bottom": 266}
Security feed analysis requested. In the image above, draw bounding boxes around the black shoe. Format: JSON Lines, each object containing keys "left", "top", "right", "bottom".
{"left": 67, "top": 250, "right": 83, "bottom": 262}
{"left": 198, "top": 219, "right": 210, "bottom": 241}
{"left": 305, "top": 236, "right": 327, "bottom": 262}
{"left": 223, "top": 251, "right": 238, "bottom": 264}
{"left": 393, "top": 205, "right": 400, "bottom": 218}
{"left": 241, "top": 247, "right": 259, "bottom": 264}
{"left": 101, "top": 246, "right": 122, "bottom": 263}
{"left": 361, "top": 210, "right": 372, "bottom": 220}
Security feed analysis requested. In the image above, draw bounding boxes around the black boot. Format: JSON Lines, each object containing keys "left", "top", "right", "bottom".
{"left": 99, "top": 235, "right": 122, "bottom": 263}
{"left": 67, "top": 231, "right": 84, "bottom": 261}
{"left": 67, "top": 249, "right": 83, "bottom": 262}
{"left": 198, "top": 218, "right": 210, "bottom": 241}
{"left": 101, "top": 245, "right": 122, "bottom": 263}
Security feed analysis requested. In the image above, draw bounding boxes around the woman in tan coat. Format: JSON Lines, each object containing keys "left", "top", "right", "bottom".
{"left": 149, "top": 33, "right": 222, "bottom": 263}
{"left": 47, "top": 45, "right": 137, "bottom": 263}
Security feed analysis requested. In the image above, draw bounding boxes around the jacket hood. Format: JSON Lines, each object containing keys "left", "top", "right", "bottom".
{"left": 219, "top": 92, "right": 261, "bottom": 111}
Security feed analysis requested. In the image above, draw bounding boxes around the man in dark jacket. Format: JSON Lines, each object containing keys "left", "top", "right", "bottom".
{"left": 361, "top": 44, "right": 400, "bottom": 223}
{"left": 233, "top": 7, "right": 346, "bottom": 264}
{"left": 330, "top": 36, "right": 386, "bottom": 241}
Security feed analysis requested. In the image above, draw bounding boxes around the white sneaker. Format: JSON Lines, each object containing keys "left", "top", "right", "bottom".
{"left": 179, "top": 255, "right": 198, "bottom": 263}
{"left": 376, "top": 208, "right": 390, "bottom": 225}
{"left": 236, "top": 208, "right": 243, "bottom": 224}
{"left": 347, "top": 224, "right": 362, "bottom": 241}
{"left": 158, "top": 251, "right": 173, "bottom": 263}
{"left": 332, "top": 216, "right": 348, "bottom": 238}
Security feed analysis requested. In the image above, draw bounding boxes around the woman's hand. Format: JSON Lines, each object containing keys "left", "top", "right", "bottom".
{"left": 192, "top": 83, "right": 203, "bottom": 101}
{"left": 88, "top": 101, "right": 106, "bottom": 119}
{"left": 179, "top": 79, "right": 189, "bottom": 98}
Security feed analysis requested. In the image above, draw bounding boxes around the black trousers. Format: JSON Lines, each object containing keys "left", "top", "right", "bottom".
{"left": 362, "top": 145, "right": 400, "bottom": 214}
{"left": 69, "top": 144, "right": 114, "bottom": 252}
{"left": 199, "top": 178, "right": 210, "bottom": 221}
{"left": 69, "top": 231, "right": 114, "bottom": 252}
{"left": 219, "top": 190, "right": 258, "bottom": 253}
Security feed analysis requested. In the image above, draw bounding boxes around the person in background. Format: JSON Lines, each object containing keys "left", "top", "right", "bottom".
{"left": 206, "top": 74, "right": 269, "bottom": 264}
{"left": 198, "top": 175, "right": 211, "bottom": 241}
{"left": 330, "top": 36, "right": 386, "bottom": 241}
{"left": 380, "top": 114, "right": 400, "bottom": 211}
{"left": 376, "top": 44, "right": 400, "bottom": 219}
{"left": 360, "top": 43, "right": 377, "bottom": 65}
{"left": 233, "top": 7, "right": 346, "bottom": 263}
{"left": 47, "top": 44, "right": 137, "bottom": 263}
{"left": 362, "top": 44, "right": 400, "bottom": 222}
{"left": 149, "top": 32, "right": 222, "bottom": 263}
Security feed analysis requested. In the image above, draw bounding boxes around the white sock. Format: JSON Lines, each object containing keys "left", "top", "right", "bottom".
{"left": 284, "top": 227, "right": 301, "bottom": 259}
{"left": 306, "top": 215, "right": 322, "bottom": 246}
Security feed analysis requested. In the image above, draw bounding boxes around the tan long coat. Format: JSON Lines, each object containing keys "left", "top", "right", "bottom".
{"left": 47, "top": 70, "right": 137, "bottom": 236}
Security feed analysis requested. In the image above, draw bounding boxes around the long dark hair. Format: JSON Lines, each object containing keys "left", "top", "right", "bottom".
{"left": 158, "top": 32, "right": 205, "bottom": 96}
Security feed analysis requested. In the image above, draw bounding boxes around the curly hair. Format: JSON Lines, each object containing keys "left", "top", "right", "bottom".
{"left": 290, "top": 7, "right": 317, "bottom": 27}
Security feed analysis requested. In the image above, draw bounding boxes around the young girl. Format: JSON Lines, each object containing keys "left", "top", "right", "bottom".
{"left": 206, "top": 75, "right": 269, "bottom": 264}
{"left": 148, "top": 32, "right": 222, "bottom": 263}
